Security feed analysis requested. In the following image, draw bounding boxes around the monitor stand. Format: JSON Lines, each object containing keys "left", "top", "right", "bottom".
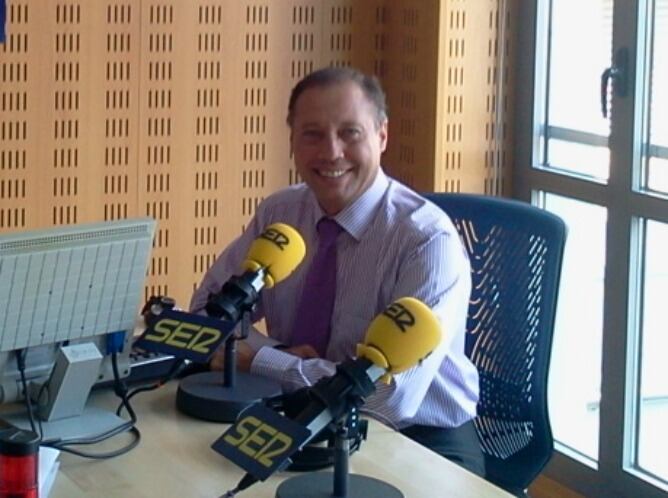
{"left": 3, "top": 406, "right": 126, "bottom": 443}
{"left": 2, "top": 343, "right": 127, "bottom": 443}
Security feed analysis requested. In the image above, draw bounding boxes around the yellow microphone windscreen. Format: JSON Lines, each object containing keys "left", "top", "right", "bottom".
{"left": 356, "top": 297, "right": 442, "bottom": 375}
{"left": 242, "top": 223, "right": 306, "bottom": 288}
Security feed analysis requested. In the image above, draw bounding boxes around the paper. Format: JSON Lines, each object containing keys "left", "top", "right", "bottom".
{"left": 39, "top": 446, "right": 61, "bottom": 498}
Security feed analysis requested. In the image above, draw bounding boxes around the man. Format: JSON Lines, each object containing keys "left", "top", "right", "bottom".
{"left": 190, "top": 67, "right": 483, "bottom": 476}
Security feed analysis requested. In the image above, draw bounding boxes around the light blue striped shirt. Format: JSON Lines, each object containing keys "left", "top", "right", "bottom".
{"left": 191, "top": 169, "right": 479, "bottom": 429}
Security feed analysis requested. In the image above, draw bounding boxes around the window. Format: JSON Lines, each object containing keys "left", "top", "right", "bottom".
{"left": 542, "top": 194, "right": 606, "bottom": 463}
{"left": 644, "top": 2, "right": 668, "bottom": 194}
{"left": 543, "top": 0, "right": 612, "bottom": 182}
{"left": 516, "top": 1, "right": 668, "bottom": 496}
{"left": 636, "top": 219, "right": 668, "bottom": 481}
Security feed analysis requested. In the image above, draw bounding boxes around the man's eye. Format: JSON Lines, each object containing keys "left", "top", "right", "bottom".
{"left": 341, "top": 128, "right": 361, "bottom": 139}
{"left": 301, "top": 130, "right": 321, "bottom": 140}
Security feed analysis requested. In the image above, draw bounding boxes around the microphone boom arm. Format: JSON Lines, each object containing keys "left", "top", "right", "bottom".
{"left": 205, "top": 267, "right": 268, "bottom": 323}
{"left": 293, "top": 358, "right": 384, "bottom": 442}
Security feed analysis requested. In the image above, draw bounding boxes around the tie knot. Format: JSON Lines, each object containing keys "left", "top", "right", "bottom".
{"left": 317, "top": 217, "right": 343, "bottom": 244}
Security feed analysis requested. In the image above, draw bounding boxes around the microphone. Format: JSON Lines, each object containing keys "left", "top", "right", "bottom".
{"left": 212, "top": 297, "right": 442, "bottom": 494}
{"left": 205, "top": 223, "right": 306, "bottom": 322}
{"left": 176, "top": 223, "right": 306, "bottom": 423}
{"left": 289, "top": 297, "right": 442, "bottom": 440}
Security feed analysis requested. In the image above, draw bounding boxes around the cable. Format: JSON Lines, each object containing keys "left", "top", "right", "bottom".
{"left": 111, "top": 352, "right": 137, "bottom": 421}
{"left": 115, "top": 358, "right": 187, "bottom": 417}
{"left": 33, "top": 381, "right": 48, "bottom": 440}
{"left": 43, "top": 424, "right": 141, "bottom": 459}
{"left": 13, "top": 347, "right": 142, "bottom": 459}
{"left": 219, "top": 472, "right": 259, "bottom": 497}
{"left": 15, "top": 349, "right": 38, "bottom": 435}
{"left": 42, "top": 352, "right": 141, "bottom": 459}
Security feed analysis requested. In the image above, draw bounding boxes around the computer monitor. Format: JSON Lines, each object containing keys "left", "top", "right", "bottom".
{"left": 0, "top": 218, "right": 155, "bottom": 441}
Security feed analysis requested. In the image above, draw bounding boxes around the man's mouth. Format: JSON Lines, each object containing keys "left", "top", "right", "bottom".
{"left": 318, "top": 169, "right": 347, "bottom": 178}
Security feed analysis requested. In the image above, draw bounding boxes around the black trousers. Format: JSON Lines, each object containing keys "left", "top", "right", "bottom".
{"left": 400, "top": 420, "right": 486, "bottom": 478}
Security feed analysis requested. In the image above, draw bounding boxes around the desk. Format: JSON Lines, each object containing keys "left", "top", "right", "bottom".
{"left": 51, "top": 383, "right": 512, "bottom": 498}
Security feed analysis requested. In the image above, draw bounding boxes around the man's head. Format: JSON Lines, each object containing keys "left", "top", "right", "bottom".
{"left": 287, "top": 67, "right": 389, "bottom": 216}
{"left": 287, "top": 67, "right": 388, "bottom": 128}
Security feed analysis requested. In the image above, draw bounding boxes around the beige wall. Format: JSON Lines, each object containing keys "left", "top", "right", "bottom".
{"left": 0, "top": 0, "right": 516, "bottom": 306}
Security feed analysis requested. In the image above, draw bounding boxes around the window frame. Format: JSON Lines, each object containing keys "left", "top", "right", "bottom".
{"left": 514, "top": 1, "right": 668, "bottom": 496}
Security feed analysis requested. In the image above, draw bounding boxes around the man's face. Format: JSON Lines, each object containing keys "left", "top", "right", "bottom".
{"left": 290, "top": 81, "right": 388, "bottom": 215}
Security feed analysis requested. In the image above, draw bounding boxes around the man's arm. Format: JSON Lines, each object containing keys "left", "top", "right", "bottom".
{"left": 250, "top": 345, "right": 338, "bottom": 388}
{"left": 189, "top": 211, "right": 287, "bottom": 361}
{"left": 363, "top": 230, "right": 471, "bottom": 423}
{"left": 248, "top": 229, "right": 471, "bottom": 426}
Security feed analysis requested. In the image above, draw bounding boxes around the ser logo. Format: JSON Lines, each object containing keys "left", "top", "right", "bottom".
{"left": 383, "top": 302, "right": 416, "bottom": 332}
{"left": 260, "top": 227, "right": 289, "bottom": 250}
{"left": 143, "top": 318, "right": 221, "bottom": 354}
{"left": 212, "top": 403, "right": 311, "bottom": 480}
{"left": 134, "top": 309, "right": 232, "bottom": 362}
{"left": 222, "top": 415, "right": 293, "bottom": 468}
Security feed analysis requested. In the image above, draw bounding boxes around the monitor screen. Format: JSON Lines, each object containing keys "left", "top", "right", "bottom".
{"left": 0, "top": 218, "right": 155, "bottom": 438}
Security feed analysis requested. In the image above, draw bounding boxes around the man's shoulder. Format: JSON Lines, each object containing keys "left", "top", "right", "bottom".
{"left": 262, "top": 183, "right": 309, "bottom": 204}
{"left": 383, "top": 178, "right": 453, "bottom": 235}
{"left": 257, "top": 183, "right": 312, "bottom": 217}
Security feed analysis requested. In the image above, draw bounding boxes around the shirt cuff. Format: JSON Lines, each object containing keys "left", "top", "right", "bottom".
{"left": 250, "top": 346, "right": 299, "bottom": 385}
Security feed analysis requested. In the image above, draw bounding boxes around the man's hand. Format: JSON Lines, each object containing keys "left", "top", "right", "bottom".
{"left": 208, "top": 342, "right": 320, "bottom": 372}
{"left": 280, "top": 344, "right": 319, "bottom": 359}
{"left": 209, "top": 340, "right": 256, "bottom": 373}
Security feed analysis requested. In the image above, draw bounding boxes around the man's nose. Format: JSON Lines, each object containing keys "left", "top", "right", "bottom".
{"left": 319, "top": 133, "right": 344, "bottom": 160}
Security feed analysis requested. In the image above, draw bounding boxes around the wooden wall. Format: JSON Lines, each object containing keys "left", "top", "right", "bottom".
{"left": 0, "top": 0, "right": 516, "bottom": 307}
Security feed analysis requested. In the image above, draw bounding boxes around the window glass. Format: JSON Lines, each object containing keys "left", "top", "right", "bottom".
{"left": 644, "top": 1, "right": 668, "bottom": 194}
{"left": 636, "top": 220, "right": 668, "bottom": 482}
{"left": 543, "top": 0, "right": 613, "bottom": 181}
{"left": 544, "top": 193, "right": 607, "bottom": 462}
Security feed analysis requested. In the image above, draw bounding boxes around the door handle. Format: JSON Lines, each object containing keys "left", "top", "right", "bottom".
{"left": 600, "top": 47, "right": 629, "bottom": 118}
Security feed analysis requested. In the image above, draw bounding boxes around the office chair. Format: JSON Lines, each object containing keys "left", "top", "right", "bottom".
{"left": 423, "top": 193, "right": 566, "bottom": 497}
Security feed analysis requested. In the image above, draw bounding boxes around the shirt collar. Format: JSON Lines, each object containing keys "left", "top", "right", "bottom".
{"left": 335, "top": 169, "right": 389, "bottom": 241}
{"left": 306, "top": 169, "right": 389, "bottom": 242}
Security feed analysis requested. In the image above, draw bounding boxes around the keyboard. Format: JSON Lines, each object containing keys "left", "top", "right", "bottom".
{"left": 125, "top": 350, "right": 182, "bottom": 385}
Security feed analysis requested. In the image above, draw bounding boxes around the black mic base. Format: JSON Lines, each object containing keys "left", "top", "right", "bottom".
{"left": 176, "top": 371, "right": 281, "bottom": 423}
{"left": 275, "top": 472, "right": 403, "bottom": 498}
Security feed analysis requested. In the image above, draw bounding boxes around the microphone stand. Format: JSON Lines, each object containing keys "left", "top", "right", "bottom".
{"left": 176, "top": 308, "right": 281, "bottom": 423}
{"left": 275, "top": 413, "right": 403, "bottom": 498}
{"left": 222, "top": 311, "right": 250, "bottom": 390}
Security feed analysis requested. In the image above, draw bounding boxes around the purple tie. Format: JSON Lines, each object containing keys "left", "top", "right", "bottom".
{"left": 290, "top": 218, "right": 343, "bottom": 356}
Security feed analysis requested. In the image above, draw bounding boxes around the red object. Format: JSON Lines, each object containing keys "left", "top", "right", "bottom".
{"left": 0, "top": 427, "right": 39, "bottom": 498}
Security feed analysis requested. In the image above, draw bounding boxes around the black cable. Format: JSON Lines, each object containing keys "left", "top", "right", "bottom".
{"left": 220, "top": 472, "right": 259, "bottom": 497}
{"left": 42, "top": 352, "right": 141, "bottom": 459}
{"left": 111, "top": 352, "right": 137, "bottom": 422}
{"left": 15, "top": 349, "right": 38, "bottom": 435}
{"left": 44, "top": 426, "right": 141, "bottom": 459}
{"left": 116, "top": 358, "right": 186, "bottom": 417}
{"left": 33, "top": 381, "right": 48, "bottom": 440}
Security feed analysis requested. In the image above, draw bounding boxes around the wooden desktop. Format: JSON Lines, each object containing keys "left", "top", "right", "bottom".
{"left": 51, "top": 382, "right": 512, "bottom": 498}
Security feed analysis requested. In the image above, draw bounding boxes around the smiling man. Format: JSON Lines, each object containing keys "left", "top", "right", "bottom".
{"left": 190, "top": 67, "right": 483, "bottom": 477}
{"left": 287, "top": 70, "right": 387, "bottom": 216}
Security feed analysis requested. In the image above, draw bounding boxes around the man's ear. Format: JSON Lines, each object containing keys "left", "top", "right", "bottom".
{"left": 379, "top": 120, "right": 388, "bottom": 153}
{"left": 288, "top": 130, "right": 294, "bottom": 158}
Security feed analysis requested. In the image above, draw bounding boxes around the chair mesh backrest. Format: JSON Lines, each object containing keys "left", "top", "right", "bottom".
{"left": 424, "top": 193, "right": 566, "bottom": 492}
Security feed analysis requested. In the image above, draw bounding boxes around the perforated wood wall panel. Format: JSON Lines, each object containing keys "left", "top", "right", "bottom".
{"left": 0, "top": 1, "right": 29, "bottom": 231}
{"left": 1, "top": 0, "right": 517, "bottom": 307}
{"left": 488, "top": 0, "right": 516, "bottom": 196}
{"left": 380, "top": 0, "right": 515, "bottom": 195}
{"left": 438, "top": 0, "right": 515, "bottom": 196}
{"left": 380, "top": 2, "right": 441, "bottom": 190}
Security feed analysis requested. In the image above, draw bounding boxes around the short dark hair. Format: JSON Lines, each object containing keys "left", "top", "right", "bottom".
{"left": 286, "top": 66, "right": 388, "bottom": 128}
